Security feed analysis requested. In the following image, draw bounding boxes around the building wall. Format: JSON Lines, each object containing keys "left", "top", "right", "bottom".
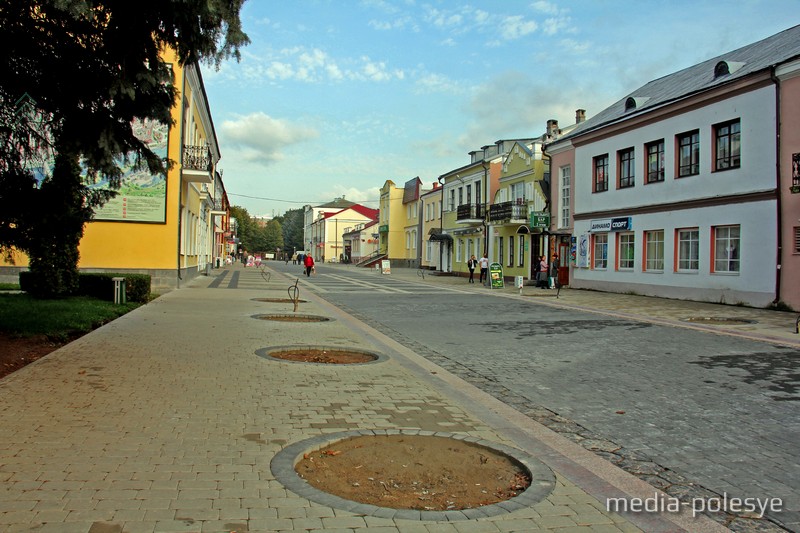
{"left": 378, "top": 181, "right": 406, "bottom": 263}
{"left": 420, "top": 187, "right": 442, "bottom": 270}
{"left": 778, "top": 60, "right": 800, "bottom": 310}
{"left": 571, "top": 86, "right": 778, "bottom": 306}
{"left": 0, "top": 50, "right": 220, "bottom": 292}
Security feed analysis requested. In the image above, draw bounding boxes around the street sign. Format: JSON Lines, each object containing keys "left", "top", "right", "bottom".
{"left": 530, "top": 212, "right": 550, "bottom": 228}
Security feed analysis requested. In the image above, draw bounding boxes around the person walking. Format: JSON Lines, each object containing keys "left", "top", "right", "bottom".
{"left": 550, "top": 253, "right": 560, "bottom": 289}
{"left": 467, "top": 255, "right": 478, "bottom": 283}
{"left": 478, "top": 253, "right": 489, "bottom": 285}
{"left": 538, "top": 255, "right": 549, "bottom": 289}
{"left": 303, "top": 254, "right": 315, "bottom": 277}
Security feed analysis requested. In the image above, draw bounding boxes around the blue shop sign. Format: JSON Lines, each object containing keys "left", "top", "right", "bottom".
{"left": 590, "top": 217, "right": 632, "bottom": 232}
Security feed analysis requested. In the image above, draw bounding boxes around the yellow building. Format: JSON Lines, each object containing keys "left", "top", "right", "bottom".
{"left": 488, "top": 141, "right": 549, "bottom": 282}
{"left": 377, "top": 180, "right": 406, "bottom": 263}
{"left": 0, "top": 50, "right": 228, "bottom": 291}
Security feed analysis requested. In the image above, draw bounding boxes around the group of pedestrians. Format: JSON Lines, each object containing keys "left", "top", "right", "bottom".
{"left": 466, "top": 252, "right": 559, "bottom": 288}
{"left": 467, "top": 254, "right": 490, "bottom": 284}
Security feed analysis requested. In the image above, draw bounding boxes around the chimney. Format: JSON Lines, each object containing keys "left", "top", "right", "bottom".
{"left": 546, "top": 119, "right": 559, "bottom": 137}
{"left": 576, "top": 109, "right": 586, "bottom": 124}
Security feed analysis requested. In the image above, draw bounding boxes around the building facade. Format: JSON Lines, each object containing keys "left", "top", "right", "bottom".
{"left": 420, "top": 184, "right": 443, "bottom": 270}
{"left": 0, "top": 51, "right": 229, "bottom": 291}
{"left": 550, "top": 26, "right": 800, "bottom": 308}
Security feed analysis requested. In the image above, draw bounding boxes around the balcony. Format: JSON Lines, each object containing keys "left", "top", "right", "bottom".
{"left": 181, "top": 144, "right": 213, "bottom": 183}
{"left": 488, "top": 201, "right": 528, "bottom": 224}
{"left": 456, "top": 203, "right": 484, "bottom": 223}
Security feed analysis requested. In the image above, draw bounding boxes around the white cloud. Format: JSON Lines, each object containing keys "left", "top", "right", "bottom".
{"left": 322, "top": 185, "right": 381, "bottom": 205}
{"left": 531, "top": 1, "right": 560, "bottom": 16}
{"left": 220, "top": 113, "right": 319, "bottom": 164}
{"left": 500, "top": 15, "right": 538, "bottom": 40}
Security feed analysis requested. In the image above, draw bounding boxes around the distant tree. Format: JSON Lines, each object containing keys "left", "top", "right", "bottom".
{"left": 229, "top": 205, "right": 256, "bottom": 253}
{"left": 0, "top": 0, "right": 249, "bottom": 297}
{"left": 264, "top": 219, "right": 284, "bottom": 253}
{"left": 281, "top": 208, "right": 304, "bottom": 252}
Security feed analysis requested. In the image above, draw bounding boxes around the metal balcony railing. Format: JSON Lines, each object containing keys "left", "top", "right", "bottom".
{"left": 182, "top": 144, "right": 212, "bottom": 172}
{"left": 456, "top": 203, "right": 484, "bottom": 221}
{"left": 488, "top": 201, "right": 527, "bottom": 222}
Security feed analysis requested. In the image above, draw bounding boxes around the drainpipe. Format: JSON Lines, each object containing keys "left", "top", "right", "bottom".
{"left": 770, "top": 68, "right": 783, "bottom": 305}
{"left": 176, "top": 64, "right": 187, "bottom": 288}
{"left": 482, "top": 162, "right": 489, "bottom": 258}
{"left": 437, "top": 175, "right": 445, "bottom": 271}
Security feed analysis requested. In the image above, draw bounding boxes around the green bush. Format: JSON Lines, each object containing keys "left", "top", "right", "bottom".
{"left": 78, "top": 273, "right": 151, "bottom": 302}
{"left": 20, "top": 271, "right": 151, "bottom": 302}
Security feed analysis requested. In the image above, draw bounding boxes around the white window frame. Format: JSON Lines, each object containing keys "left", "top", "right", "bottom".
{"left": 592, "top": 233, "right": 608, "bottom": 270}
{"left": 645, "top": 230, "right": 664, "bottom": 272}
{"left": 713, "top": 225, "right": 740, "bottom": 273}
{"left": 560, "top": 166, "right": 570, "bottom": 229}
{"left": 677, "top": 228, "right": 699, "bottom": 272}
{"left": 618, "top": 232, "right": 635, "bottom": 270}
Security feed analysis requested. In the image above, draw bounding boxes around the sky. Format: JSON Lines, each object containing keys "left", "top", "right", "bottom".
{"left": 200, "top": 0, "right": 800, "bottom": 218}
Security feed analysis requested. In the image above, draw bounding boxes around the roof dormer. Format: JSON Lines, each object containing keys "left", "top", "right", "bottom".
{"left": 714, "top": 60, "right": 745, "bottom": 78}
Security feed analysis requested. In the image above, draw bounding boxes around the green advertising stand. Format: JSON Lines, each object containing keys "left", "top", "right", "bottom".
{"left": 489, "top": 262, "right": 504, "bottom": 289}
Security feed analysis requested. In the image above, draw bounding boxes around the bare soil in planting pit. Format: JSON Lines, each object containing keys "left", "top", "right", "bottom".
{"left": 271, "top": 348, "right": 374, "bottom": 364}
{"left": 295, "top": 434, "right": 531, "bottom": 511}
{"left": 0, "top": 333, "right": 68, "bottom": 379}
{"left": 257, "top": 315, "right": 328, "bottom": 323}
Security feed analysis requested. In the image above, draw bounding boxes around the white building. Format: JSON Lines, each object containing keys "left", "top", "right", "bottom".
{"left": 547, "top": 27, "right": 800, "bottom": 307}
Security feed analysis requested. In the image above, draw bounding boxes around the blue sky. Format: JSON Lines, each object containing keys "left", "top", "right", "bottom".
{"left": 201, "top": 1, "right": 799, "bottom": 217}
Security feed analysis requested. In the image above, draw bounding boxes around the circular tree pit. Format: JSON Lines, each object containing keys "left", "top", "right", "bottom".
{"left": 295, "top": 434, "right": 531, "bottom": 511}
{"left": 252, "top": 314, "right": 330, "bottom": 323}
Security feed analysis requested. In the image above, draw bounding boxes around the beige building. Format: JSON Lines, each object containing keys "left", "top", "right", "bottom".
{"left": 420, "top": 184, "right": 443, "bottom": 270}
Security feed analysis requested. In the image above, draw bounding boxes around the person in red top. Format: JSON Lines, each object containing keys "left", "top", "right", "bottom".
{"left": 303, "top": 254, "right": 315, "bottom": 277}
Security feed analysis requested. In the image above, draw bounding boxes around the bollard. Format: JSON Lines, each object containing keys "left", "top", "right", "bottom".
{"left": 112, "top": 277, "right": 126, "bottom": 304}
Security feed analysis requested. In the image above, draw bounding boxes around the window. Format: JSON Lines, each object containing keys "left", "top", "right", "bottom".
{"left": 560, "top": 166, "right": 570, "bottom": 228}
{"left": 475, "top": 181, "right": 482, "bottom": 209}
{"left": 406, "top": 232, "right": 410, "bottom": 250}
{"left": 448, "top": 190, "right": 455, "bottom": 211}
{"left": 713, "top": 225, "right": 740, "bottom": 273}
{"left": 645, "top": 230, "right": 664, "bottom": 271}
{"left": 592, "top": 234, "right": 608, "bottom": 269}
{"left": 618, "top": 148, "right": 635, "bottom": 188}
{"left": 456, "top": 239, "right": 462, "bottom": 262}
{"left": 511, "top": 182, "right": 525, "bottom": 203}
{"left": 677, "top": 130, "right": 700, "bottom": 177}
{"left": 518, "top": 235, "right": 525, "bottom": 267}
{"left": 466, "top": 184, "right": 472, "bottom": 205}
{"left": 497, "top": 236, "right": 503, "bottom": 265}
{"left": 594, "top": 154, "right": 609, "bottom": 192}
{"left": 467, "top": 238, "right": 473, "bottom": 260}
{"left": 458, "top": 187, "right": 463, "bottom": 206}
{"left": 795, "top": 227, "right": 800, "bottom": 254}
{"left": 715, "top": 120, "right": 741, "bottom": 171}
{"left": 618, "top": 233, "right": 635, "bottom": 270}
{"left": 646, "top": 140, "right": 665, "bottom": 183}
{"left": 508, "top": 236, "right": 514, "bottom": 267}
{"left": 677, "top": 228, "right": 699, "bottom": 271}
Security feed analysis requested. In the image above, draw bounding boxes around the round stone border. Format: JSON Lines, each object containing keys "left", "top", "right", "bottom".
{"left": 270, "top": 429, "right": 555, "bottom": 521}
{"left": 255, "top": 345, "right": 388, "bottom": 366}
{"left": 250, "top": 313, "right": 332, "bottom": 323}
{"left": 251, "top": 297, "right": 308, "bottom": 304}
{"left": 681, "top": 316, "right": 756, "bottom": 325}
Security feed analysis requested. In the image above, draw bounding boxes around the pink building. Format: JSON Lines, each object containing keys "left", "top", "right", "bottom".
{"left": 777, "top": 58, "right": 800, "bottom": 310}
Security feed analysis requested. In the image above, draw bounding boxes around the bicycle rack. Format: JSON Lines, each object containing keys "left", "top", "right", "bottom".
{"left": 259, "top": 265, "right": 271, "bottom": 283}
{"left": 288, "top": 279, "right": 300, "bottom": 313}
